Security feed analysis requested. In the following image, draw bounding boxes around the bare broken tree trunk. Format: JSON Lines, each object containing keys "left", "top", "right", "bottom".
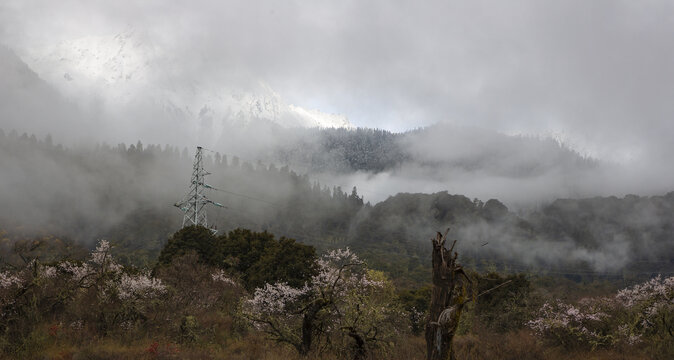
{"left": 425, "top": 230, "right": 471, "bottom": 360}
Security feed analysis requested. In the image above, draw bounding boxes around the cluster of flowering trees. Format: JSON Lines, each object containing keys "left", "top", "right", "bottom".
{"left": 527, "top": 299, "right": 612, "bottom": 348}
{"left": 241, "top": 248, "right": 405, "bottom": 358}
{"left": 0, "top": 240, "right": 240, "bottom": 354}
{"left": 527, "top": 275, "right": 674, "bottom": 350}
{"left": 0, "top": 241, "right": 166, "bottom": 342}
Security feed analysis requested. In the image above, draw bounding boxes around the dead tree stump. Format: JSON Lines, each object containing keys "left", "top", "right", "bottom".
{"left": 425, "top": 230, "right": 471, "bottom": 360}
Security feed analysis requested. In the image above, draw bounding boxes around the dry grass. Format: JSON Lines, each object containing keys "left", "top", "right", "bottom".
{"left": 5, "top": 326, "right": 658, "bottom": 360}
{"left": 453, "top": 329, "right": 650, "bottom": 360}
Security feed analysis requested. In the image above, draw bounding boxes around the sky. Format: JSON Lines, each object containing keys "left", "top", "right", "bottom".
{"left": 1, "top": 0, "right": 674, "bottom": 165}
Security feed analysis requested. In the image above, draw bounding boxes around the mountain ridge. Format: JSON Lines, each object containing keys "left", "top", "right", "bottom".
{"left": 18, "top": 30, "right": 354, "bottom": 138}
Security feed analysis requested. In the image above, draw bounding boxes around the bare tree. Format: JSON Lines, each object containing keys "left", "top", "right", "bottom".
{"left": 425, "top": 229, "right": 472, "bottom": 360}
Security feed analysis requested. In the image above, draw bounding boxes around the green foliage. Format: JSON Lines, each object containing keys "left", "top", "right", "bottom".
{"left": 157, "top": 225, "right": 222, "bottom": 267}
{"left": 398, "top": 285, "right": 432, "bottom": 314}
{"left": 221, "top": 228, "right": 276, "bottom": 272}
{"left": 222, "top": 229, "right": 317, "bottom": 290}
{"left": 397, "top": 285, "right": 432, "bottom": 334}
{"left": 157, "top": 227, "right": 317, "bottom": 291}
{"left": 244, "top": 236, "right": 318, "bottom": 290}
{"left": 3, "top": 131, "right": 674, "bottom": 288}
{"left": 474, "top": 272, "right": 532, "bottom": 332}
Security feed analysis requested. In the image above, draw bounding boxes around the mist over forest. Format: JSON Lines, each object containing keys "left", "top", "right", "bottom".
{"left": 2, "top": 2, "right": 674, "bottom": 359}
{"left": 1, "top": 19, "right": 673, "bottom": 283}
{"left": 1, "top": 129, "right": 672, "bottom": 280}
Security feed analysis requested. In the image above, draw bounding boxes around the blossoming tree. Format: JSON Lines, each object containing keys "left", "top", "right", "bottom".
{"left": 0, "top": 240, "right": 167, "bottom": 347}
{"left": 241, "top": 248, "right": 404, "bottom": 358}
{"left": 527, "top": 275, "right": 674, "bottom": 350}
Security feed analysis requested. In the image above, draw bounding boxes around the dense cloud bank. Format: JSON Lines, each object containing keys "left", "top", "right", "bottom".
{"left": 3, "top": 1, "right": 674, "bottom": 162}
{"left": 2, "top": 19, "right": 673, "bottom": 206}
{"left": 273, "top": 124, "right": 672, "bottom": 205}
{"left": 3, "top": 43, "right": 671, "bottom": 207}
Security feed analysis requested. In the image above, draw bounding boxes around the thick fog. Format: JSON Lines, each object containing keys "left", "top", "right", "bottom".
{"left": 1, "top": 1, "right": 673, "bottom": 274}
{"left": 2, "top": 1, "right": 673, "bottom": 201}
{"left": 315, "top": 124, "right": 673, "bottom": 206}
{"left": 3, "top": 1, "right": 674, "bottom": 161}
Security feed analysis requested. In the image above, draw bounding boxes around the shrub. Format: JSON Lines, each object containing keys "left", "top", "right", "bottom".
{"left": 527, "top": 275, "right": 674, "bottom": 352}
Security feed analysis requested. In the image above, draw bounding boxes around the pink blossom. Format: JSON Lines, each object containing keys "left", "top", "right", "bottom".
{"left": 41, "top": 266, "right": 58, "bottom": 279}
{"left": 529, "top": 275, "right": 674, "bottom": 348}
{"left": 527, "top": 300, "right": 607, "bottom": 343}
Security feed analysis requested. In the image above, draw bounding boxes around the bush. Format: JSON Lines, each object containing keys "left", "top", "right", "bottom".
{"left": 157, "top": 227, "right": 318, "bottom": 291}
{"left": 221, "top": 229, "right": 317, "bottom": 290}
{"left": 474, "top": 272, "right": 531, "bottom": 332}
{"left": 157, "top": 225, "right": 221, "bottom": 266}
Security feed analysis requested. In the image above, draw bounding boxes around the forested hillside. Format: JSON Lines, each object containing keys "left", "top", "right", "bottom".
{"left": 270, "top": 124, "right": 596, "bottom": 177}
{"left": 1, "top": 130, "right": 672, "bottom": 283}
{"left": 352, "top": 191, "right": 674, "bottom": 283}
{"left": 0, "top": 129, "right": 364, "bottom": 267}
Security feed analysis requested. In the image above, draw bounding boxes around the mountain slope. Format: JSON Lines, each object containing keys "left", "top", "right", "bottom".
{"left": 20, "top": 29, "right": 353, "bottom": 145}
{"left": 0, "top": 44, "right": 85, "bottom": 141}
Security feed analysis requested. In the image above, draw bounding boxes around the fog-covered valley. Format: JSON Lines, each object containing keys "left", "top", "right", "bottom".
{"left": 1, "top": 129, "right": 672, "bottom": 281}
{"left": 2, "top": 26, "right": 673, "bottom": 277}
{"left": 3, "top": 2, "right": 674, "bottom": 358}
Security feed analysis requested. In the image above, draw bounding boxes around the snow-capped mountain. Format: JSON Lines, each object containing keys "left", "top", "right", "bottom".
{"left": 20, "top": 29, "right": 353, "bottom": 140}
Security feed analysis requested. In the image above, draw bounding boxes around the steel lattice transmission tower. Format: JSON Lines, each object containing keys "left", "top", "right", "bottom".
{"left": 174, "top": 146, "right": 224, "bottom": 233}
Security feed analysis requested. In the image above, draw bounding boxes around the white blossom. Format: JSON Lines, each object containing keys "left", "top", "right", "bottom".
{"left": 0, "top": 272, "right": 22, "bottom": 288}
{"left": 247, "top": 282, "right": 310, "bottom": 314}
{"left": 41, "top": 266, "right": 58, "bottom": 279}
{"left": 90, "top": 239, "right": 122, "bottom": 273}
{"left": 527, "top": 300, "right": 608, "bottom": 343}
{"left": 116, "top": 272, "right": 166, "bottom": 300}
{"left": 59, "top": 261, "right": 94, "bottom": 284}
{"left": 211, "top": 270, "right": 237, "bottom": 286}
{"left": 241, "top": 247, "right": 401, "bottom": 354}
{"left": 528, "top": 275, "right": 674, "bottom": 348}
{"left": 69, "top": 320, "right": 84, "bottom": 330}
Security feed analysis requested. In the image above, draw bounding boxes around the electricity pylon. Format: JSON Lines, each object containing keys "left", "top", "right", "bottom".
{"left": 174, "top": 146, "right": 224, "bottom": 233}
